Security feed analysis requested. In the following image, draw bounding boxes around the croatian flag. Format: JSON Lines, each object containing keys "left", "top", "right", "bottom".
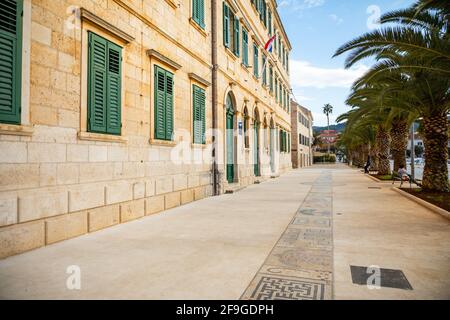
{"left": 264, "top": 35, "right": 276, "bottom": 53}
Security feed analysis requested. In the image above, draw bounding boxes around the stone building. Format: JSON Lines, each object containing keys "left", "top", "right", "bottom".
{"left": 0, "top": 0, "right": 291, "bottom": 259}
{"left": 290, "top": 101, "right": 313, "bottom": 168}
{"left": 217, "top": 0, "right": 292, "bottom": 191}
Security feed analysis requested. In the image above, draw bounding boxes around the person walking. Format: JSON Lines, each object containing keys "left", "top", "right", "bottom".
{"left": 364, "top": 156, "right": 371, "bottom": 174}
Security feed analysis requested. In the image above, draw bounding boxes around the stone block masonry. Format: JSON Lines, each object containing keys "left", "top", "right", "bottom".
{"left": 0, "top": 181, "right": 212, "bottom": 259}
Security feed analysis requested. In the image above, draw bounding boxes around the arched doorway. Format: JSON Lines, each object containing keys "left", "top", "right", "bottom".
{"left": 253, "top": 109, "right": 260, "bottom": 177}
{"left": 270, "top": 118, "right": 276, "bottom": 174}
{"left": 226, "top": 93, "right": 235, "bottom": 184}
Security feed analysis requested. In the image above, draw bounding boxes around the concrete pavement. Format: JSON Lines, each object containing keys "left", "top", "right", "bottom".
{"left": 333, "top": 167, "right": 450, "bottom": 299}
{"left": 0, "top": 165, "right": 449, "bottom": 299}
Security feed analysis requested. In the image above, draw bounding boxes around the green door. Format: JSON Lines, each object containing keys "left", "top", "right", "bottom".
{"left": 254, "top": 120, "right": 260, "bottom": 176}
{"left": 226, "top": 96, "right": 234, "bottom": 183}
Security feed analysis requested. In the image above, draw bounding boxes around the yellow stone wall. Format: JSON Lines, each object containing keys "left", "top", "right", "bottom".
{"left": 216, "top": 0, "right": 292, "bottom": 188}
{"left": 0, "top": 0, "right": 292, "bottom": 259}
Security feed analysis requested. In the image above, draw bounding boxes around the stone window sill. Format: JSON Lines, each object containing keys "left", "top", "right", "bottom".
{"left": 241, "top": 63, "right": 250, "bottom": 72}
{"left": 0, "top": 124, "right": 33, "bottom": 136}
{"left": 191, "top": 143, "right": 207, "bottom": 149}
{"left": 149, "top": 138, "right": 177, "bottom": 147}
{"left": 225, "top": 47, "right": 238, "bottom": 60}
{"left": 189, "top": 18, "right": 207, "bottom": 37}
{"left": 78, "top": 131, "right": 127, "bottom": 143}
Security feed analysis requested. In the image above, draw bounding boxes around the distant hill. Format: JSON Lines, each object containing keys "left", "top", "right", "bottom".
{"left": 313, "top": 123, "right": 346, "bottom": 133}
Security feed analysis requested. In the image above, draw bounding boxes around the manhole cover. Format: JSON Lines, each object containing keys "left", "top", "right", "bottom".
{"left": 350, "top": 266, "right": 413, "bottom": 290}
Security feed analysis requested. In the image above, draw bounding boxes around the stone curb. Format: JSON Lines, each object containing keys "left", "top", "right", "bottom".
{"left": 391, "top": 187, "right": 450, "bottom": 221}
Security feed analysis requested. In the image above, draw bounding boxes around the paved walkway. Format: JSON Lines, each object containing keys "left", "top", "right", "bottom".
{"left": 0, "top": 165, "right": 449, "bottom": 299}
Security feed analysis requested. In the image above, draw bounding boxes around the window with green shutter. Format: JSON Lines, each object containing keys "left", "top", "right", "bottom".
{"left": 268, "top": 9, "right": 272, "bottom": 36}
{"left": 223, "top": 2, "right": 240, "bottom": 57}
{"left": 88, "top": 32, "right": 122, "bottom": 135}
{"left": 223, "top": 2, "right": 230, "bottom": 48}
{"left": 262, "top": 55, "right": 267, "bottom": 86}
{"left": 262, "top": 1, "right": 267, "bottom": 27}
{"left": 275, "top": 77, "right": 278, "bottom": 101}
{"left": 154, "top": 65, "right": 174, "bottom": 141}
{"left": 288, "top": 133, "right": 291, "bottom": 153}
{"left": 0, "top": 0, "right": 23, "bottom": 125}
{"left": 233, "top": 16, "right": 240, "bottom": 57}
{"left": 269, "top": 65, "right": 273, "bottom": 93}
{"left": 192, "top": 85, "right": 206, "bottom": 144}
{"left": 278, "top": 83, "right": 281, "bottom": 105}
{"left": 242, "top": 28, "right": 249, "bottom": 66}
{"left": 253, "top": 44, "right": 259, "bottom": 78}
{"left": 192, "top": 0, "right": 205, "bottom": 29}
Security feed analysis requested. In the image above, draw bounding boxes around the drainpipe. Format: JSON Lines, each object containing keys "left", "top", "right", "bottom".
{"left": 211, "top": 0, "right": 219, "bottom": 196}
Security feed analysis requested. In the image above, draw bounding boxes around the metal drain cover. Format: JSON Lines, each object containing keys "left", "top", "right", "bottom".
{"left": 350, "top": 266, "right": 413, "bottom": 290}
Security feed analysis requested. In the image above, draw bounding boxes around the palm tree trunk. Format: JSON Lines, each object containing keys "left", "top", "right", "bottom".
{"left": 376, "top": 126, "right": 391, "bottom": 175}
{"left": 390, "top": 119, "right": 409, "bottom": 172}
{"left": 422, "top": 114, "right": 449, "bottom": 192}
{"left": 369, "top": 144, "right": 379, "bottom": 171}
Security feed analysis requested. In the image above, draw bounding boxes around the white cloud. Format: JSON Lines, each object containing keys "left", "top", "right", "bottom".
{"left": 329, "top": 14, "right": 344, "bottom": 25}
{"left": 279, "top": 0, "right": 325, "bottom": 11}
{"left": 303, "top": 0, "right": 325, "bottom": 8}
{"left": 290, "top": 60, "right": 370, "bottom": 89}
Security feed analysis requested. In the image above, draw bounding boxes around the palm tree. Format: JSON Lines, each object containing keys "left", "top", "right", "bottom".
{"left": 323, "top": 103, "right": 333, "bottom": 154}
{"left": 333, "top": 1, "right": 450, "bottom": 192}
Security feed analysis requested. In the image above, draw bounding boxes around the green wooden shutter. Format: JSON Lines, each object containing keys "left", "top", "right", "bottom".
{"left": 106, "top": 42, "right": 122, "bottom": 135}
{"left": 200, "top": 87, "right": 205, "bottom": 144}
{"left": 193, "top": 85, "right": 201, "bottom": 144}
{"left": 223, "top": 3, "right": 229, "bottom": 48}
{"left": 268, "top": 9, "right": 272, "bottom": 36}
{"left": 193, "top": 0, "right": 198, "bottom": 23}
{"left": 88, "top": 32, "right": 107, "bottom": 133}
{"left": 269, "top": 66, "right": 273, "bottom": 93}
{"left": 193, "top": 85, "right": 205, "bottom": 144}
{"left": 154, "top": 66, "right": 166, "bottom": 140}
{"left": 165, "top": 71, "right": 174, "bottom": 140}
{"left": 233, "top": 16, "right": 240, "bottom": 56}
{"left": 262, "top": 56, "right": 266, "bottom": 86}
{"left": 288, "top": 133, "right": 291, "bottom": 152}
{"left": 0, "top": 0, "right": 23, "bottom": 124}
{"left": 253, "top": 44, "right": 258, "bottom": 78}
{"left": 199, "top": 0, "right": 205, "bottom": 28}
{"left": 242, "top": 29, "right": 248, "bottom": 66}
{"left": 193, "top": 0, "right": 205, "bottom": 28}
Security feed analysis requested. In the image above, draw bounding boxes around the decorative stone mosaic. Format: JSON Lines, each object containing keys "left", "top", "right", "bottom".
{"left": 241, "top": 172, "right": 334, "bottom": 300}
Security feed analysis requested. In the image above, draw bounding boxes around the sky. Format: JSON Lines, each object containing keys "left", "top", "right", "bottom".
{"left": 277, "top": 0, "right": 415, "bottom": 126}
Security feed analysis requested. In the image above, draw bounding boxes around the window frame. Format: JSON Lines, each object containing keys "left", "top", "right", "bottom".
{"left": 154, "top": 65, "right": 174, "bottom": 141}
{"left": 87, "top": 31, "right": 123, "bottom": 135}
{"left": 242, "top": 28, "right": 249, "bottom": 67}
{"left": 192, "top": 0, "right": 205, "bottom": 29}
{"left": 192, "top": 84, "right": 206, "bottom": 145}
{"left": 253, "top": 43, "right": 259, "bottom": 79}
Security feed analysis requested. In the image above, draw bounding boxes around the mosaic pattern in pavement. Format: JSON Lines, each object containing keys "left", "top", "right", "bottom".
{"left": 241, "top": 171, "right": 334, "bottom": 300}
